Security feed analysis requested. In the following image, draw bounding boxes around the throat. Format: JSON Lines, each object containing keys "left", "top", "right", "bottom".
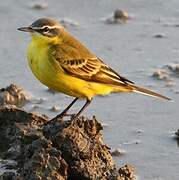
{"left": 28, "top": 39, "right": 50, "bottom": 75}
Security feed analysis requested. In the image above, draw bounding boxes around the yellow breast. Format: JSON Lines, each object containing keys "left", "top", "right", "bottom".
{"left": 27, "top": 37, "right": 90, "bottom": 98}
{"left": 27, "top": 41, "right": 53, "bottom": 85}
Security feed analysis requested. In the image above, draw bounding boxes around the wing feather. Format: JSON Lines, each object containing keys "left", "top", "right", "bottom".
{"left": 51, "top": 44, "right": 133, "bottom": 85}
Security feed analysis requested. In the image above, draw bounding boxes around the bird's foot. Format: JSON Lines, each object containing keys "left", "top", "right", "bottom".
{"left": 45, "top": 113, "right": 76, "bottom": 125}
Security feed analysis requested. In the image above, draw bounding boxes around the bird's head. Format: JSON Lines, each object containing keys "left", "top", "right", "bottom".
{"left": 18, "top": 18, "right": 64, "bottom": 44}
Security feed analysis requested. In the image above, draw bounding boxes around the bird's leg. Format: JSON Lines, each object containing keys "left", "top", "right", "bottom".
{"left": 56, "top": 97, "right": 79, "bottom": 118}
{"left": 46, "top": 98, "right": 91, "bottom": 124}
{"left": 46, "top": 98, "right": 79, "bottom": 124}
{"left": 71, "top": 99, "right": 92, "bottom": 120}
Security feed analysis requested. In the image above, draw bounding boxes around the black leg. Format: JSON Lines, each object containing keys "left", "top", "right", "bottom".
{"left": 46, "top": 98, "right": 91, "bottom": 124}
{"left": 56, "top": 97, "right": 79, "bottom": 118}
{"left": 72, "top": 99, "right": 92, "bottom": 120}
{"left": 46, "top": 97, "right": 79, "bottom": 124}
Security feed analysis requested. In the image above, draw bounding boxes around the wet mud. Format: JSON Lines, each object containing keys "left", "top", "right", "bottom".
{"left": 0, "top": 104, "right": 135, "bottom": 179}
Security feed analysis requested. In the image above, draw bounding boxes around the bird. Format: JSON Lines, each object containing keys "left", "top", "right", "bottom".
{"left": 18, "top": 17, "right": 170, "bottom": 121}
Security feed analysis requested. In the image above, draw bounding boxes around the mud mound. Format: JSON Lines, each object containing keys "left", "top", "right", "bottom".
{"left": 0, "top": 106, "right": 135, "bottom": 180}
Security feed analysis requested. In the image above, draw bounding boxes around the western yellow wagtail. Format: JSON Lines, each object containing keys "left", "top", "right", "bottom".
{"left": 18, "top": 18, "right": 170, "bottom": 121}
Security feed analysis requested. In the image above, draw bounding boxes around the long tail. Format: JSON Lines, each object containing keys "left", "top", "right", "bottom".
{"left": 130, "top": 84, "right": 171, "bottom": 100}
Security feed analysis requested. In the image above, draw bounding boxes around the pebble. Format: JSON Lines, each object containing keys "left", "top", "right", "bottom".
{"left": 114, "top": 9, "right": 129, "bottom": 22}
{"left": 0, "top": 84, "right": 29, "bottom": 107}
{"left": 105, "top": 9, "right": 130, "bottom": 24}
{"left": 166, "top": 63, "right": 179, "bottom": 73}
{"left": 111, "top": 148, "right": 125, "bottom": 157}
{"left": 152, "top": 62, "right": 179, "bottom": 89}
{"left": 136, "top": 129, "right": 144, "bottom": 134}
{"left": 153, "top": 33, "right": 166, "bottom": 38}
{"left": 152, "top": 69, "right": 170, "bottom": 80}
{"left": 30, "top": 2, "right": 48, "bottom": 10}
{"left": 49, "top": 106, "right": 61, "bottom": 112}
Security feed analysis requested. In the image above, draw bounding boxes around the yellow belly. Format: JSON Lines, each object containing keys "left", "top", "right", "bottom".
{"left": 27, "top": 41, "right": 119, "bottom": 100}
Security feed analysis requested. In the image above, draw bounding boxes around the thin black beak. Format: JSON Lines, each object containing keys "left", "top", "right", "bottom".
{"left": 17, "top": 27, "right": 34, "bottom": 32}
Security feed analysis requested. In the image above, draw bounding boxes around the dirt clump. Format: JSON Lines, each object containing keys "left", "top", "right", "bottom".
{"left": 0, "top": 84, "right": 29, "bottom": 107}
{"left": 0, "top": 105, "right": 135, "bottom": 179}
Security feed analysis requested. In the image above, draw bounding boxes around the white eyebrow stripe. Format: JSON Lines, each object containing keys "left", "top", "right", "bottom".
{"left": 31, "top": 25, "right": 61, "bottom": 30}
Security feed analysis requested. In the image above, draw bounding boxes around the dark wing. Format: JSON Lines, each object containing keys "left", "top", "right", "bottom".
{"left": 50, "top": 36, "right": 133, "bottom": 85}
{"left": 53, "top": 55, "right": 134, "bottom": 85}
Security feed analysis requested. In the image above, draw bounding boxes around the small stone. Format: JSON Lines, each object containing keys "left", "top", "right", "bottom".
{"left": 152, "top": 69, "right": 170, "bottom": 80}
{"left": 114, "top": 9, "right": 129, "bottom": 23}
{"left": 0, "top": 84, "right": 29, "bottom": 107}
{"left": 50, "top": 106, "right": 60, "bottom": 112}
{"left": 154, "top": 34, "right": 166, "bottom": 38}
{"left": 111, "top": 148, "right": 125, "bottom": 157}
{"left": 136, "top": 129, "right": 143, "bottom": 134}
{"left": 135, "top": 141, "right": 140, "bottom": 145}
{"left": 31, "top": 2, "right": 48, "bottom": 10}
{"left": 105, "top": 9, "right": 130, "bottom": 24}
{"left": 166, "top": 63, "right": 179, "bottom": 73}
{"left": 153, "top": 33, "right": 166, "bottom": 38}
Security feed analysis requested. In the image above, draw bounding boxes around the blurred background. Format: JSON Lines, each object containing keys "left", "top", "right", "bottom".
{"left": 1, "top": 0, "right": 179, "bottom": 179}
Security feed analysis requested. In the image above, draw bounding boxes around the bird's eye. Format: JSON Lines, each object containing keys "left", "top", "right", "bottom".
{"left": 43, "top": 26, "right": 49, "bottom": 32}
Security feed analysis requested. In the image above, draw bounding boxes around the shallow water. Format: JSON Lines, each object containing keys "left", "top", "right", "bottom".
{"left": 0, "top": 0, "right": 179, "bottom": 179}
